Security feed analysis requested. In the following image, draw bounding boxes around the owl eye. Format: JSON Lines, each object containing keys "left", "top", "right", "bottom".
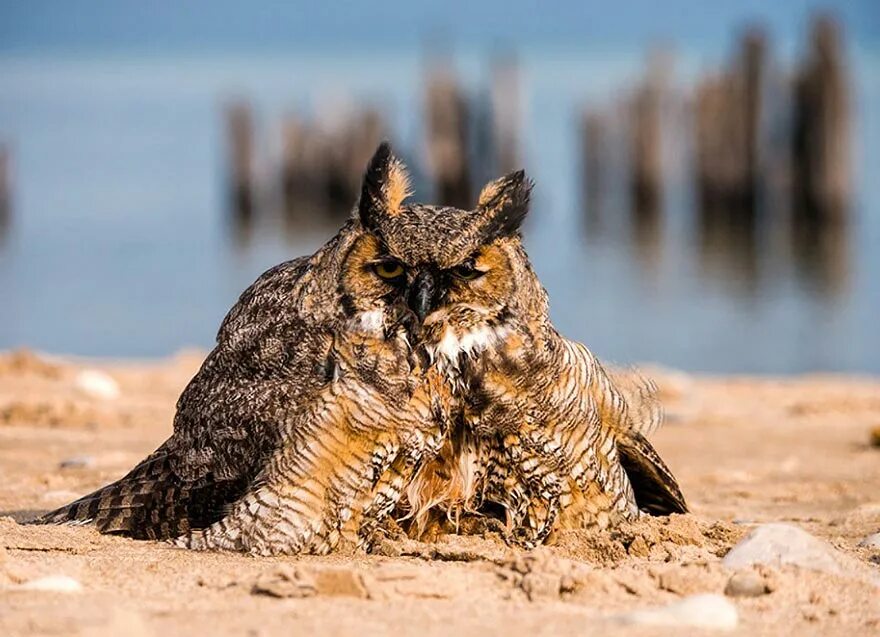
{"left": 372, "top": 261, "right": 406, "bottom": 280}
{"left": 451, "top": 265, "right": 483, "bottom": 281}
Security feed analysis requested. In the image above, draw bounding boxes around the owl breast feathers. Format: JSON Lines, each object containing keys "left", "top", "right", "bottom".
{"left": 33, "top": 142, "right": 685, "bottom": 554}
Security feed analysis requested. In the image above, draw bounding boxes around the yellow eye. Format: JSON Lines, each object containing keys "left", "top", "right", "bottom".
{"left": 452, "top": 265, "right": 483, "bottom": 280}
{"left": 373, "top": 261, "right": 405, "bottom": 280}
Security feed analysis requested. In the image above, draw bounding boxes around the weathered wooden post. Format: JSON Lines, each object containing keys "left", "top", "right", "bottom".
{"left": 628, "top": 51, "right": 671, "bottom": 258}
{"left": 281, "top": 107, "right": 387, "bottom": 225}
{"left": 694, "top": 27, "right": 766, "bottom": 216}
{"left": 629, "top": 75, "right": 662, "bottom": 219}
{"left": 424, "top": 65, "right": 472, "bottom": 208}
{"left": 224, "top": 101, "right": 255, "bottom": 224}
{"left": 792, "top": 14, "right": 851, "bottom": 222}
{"left": 281, "top": 115, "right": 302, "bottom": 217}
{"left": 787, "top": 14, "right": 851, "bottom": 296}
{"left": 693, "top": 66, "right": 758, "bottom": 288}
{"left": 694, "top": 74, "right": 723, "bottom": 215}
{"left": 740, "top": 27, "right": 766, "bottom": 211}
{"left": 343, "top": 108, "right": 385, "bottom": 208}
{"left": 0, "top": 144, "right": 12, "bottom": 215}
{"left": 581, "top": 110, "right": 606, "bottom": 231}
{"left": 691, "top": 27, "right": 768, "bottom": 291}
{"left": 0, "top": 144, "right": 10, "bottom": 237}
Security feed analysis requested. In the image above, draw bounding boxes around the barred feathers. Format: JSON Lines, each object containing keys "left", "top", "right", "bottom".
{"left": 406, "top": 319, "right": 687, "bottom": 547}
{"left": 177, "top": 341, "right": 448, "bottom": 556}
{"left": 35, "top": 451, "right": 251, "bottom": 539}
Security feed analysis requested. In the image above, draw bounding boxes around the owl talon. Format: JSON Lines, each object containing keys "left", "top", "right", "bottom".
{"left": 479, "top": 515, "right": 514, "bottom": 543}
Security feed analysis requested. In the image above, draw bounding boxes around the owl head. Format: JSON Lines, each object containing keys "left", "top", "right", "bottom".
{"left": 339, "top": 142, "right": 548, "bottom": 360}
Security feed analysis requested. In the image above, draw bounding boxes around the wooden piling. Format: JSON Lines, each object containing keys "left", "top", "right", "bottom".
{"left": 626, "top": 50, "right": 674, "bottom": 262}
{"left": 281, "top": 115, "right": 306, "bottom": 218}
{"left": 0, "top": 145, "right": 10, "bottom": 239}
{"left": 225, "top": 101, "right": 255, "bottom": 223}
{"left": 281, "top": 108, "right": 387, "bottom": 224}
{"left": 694, "top": 74, "right": 730, "bottom": 213}
{"left": 629, "top": 75, "right": 663, "bottom": 219}
{"left": 343, "top": 108, "right": 385, "bottom": 207}
{"left": 741, "top": 28, "right": 766, "bottom": 210}
{"left": 581, "top": 110, "right": 605, "bottom": 231}
{"left": 692, "top": 28, "right": 770, "bottom": 291}
{"left": 694, "top": 27, "right": 766, "bottom": 216}
{"left": 791, "top": 14, "right": 850, "bottom": 222}
{"left": 424, "top": 66, "right": 472, "bottom": 208}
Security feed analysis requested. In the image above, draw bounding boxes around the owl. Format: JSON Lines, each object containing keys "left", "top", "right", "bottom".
{"left": 34, "top": 143, "right": 462, "bottom": 555}
{"left": 398, "top": 170, "right": 687, "bottom": 547}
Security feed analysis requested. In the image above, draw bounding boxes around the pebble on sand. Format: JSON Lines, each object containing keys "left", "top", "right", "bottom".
{"left": 74, "top": 369, "right": 121, "bottom": 400}
{"left": 723, "top": 523, "right": 880, "bottom": 587}
{"left": 17, "top": 575, "right": 83, "bottom": 593}
{"left": 724, "top": 523, "right": 844, "bottom": 575}
{"left": 611, "top": 593, "right": 739, "bottom": 631}
{"left": 59, "top": 455, "right": 95, "bottom": 469}
{"left": 724, "top": 570, "right": 770, "bottom": 597}
{"left": 870, "top": 426, "right": 880, "bottom": 448}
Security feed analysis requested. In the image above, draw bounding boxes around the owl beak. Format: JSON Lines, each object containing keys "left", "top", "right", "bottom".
{"left": 408, "top": 270, "right": 437, "bottom": 323}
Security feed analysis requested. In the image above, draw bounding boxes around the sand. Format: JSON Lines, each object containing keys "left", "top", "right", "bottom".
{"left": 1, "top": 349, "right": 878, "bottom": 636}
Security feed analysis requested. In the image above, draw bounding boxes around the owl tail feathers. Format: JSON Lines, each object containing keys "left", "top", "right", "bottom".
{"left": 607, "top": 367, "right": 664, "bottom": 437}
{"left": 617, "top": 431, "right": 688, "bottom": 516}
{"left": 29, "top": 452, "right": 178, "bottom": 537}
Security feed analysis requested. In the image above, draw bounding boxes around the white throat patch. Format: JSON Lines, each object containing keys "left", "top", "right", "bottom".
{"left": 427, "top": 324, "right": 510, "bottom": 377}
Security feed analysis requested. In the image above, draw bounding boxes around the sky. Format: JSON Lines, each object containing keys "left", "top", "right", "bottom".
{"left": 0, "top": 1, "right": 877, "bottom": 57}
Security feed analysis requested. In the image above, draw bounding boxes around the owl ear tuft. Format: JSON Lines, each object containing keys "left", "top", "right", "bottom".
{"left": 476, "top": 169, "right": 533, "bottom": 239}
{"left": 358, "top": 142, "right": 413, "bottom": 229}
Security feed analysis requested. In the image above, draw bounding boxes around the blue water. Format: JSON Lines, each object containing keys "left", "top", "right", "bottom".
{"left": 0, "top": 48, "right": 878, "bottom": 373}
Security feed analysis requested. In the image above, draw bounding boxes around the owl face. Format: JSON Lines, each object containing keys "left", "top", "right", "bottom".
{"left": 339, "top": 143, "right": 544, "bottom": 358}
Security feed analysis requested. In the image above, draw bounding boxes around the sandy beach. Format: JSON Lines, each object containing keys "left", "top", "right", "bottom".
{"left": 1, "top": 348, "right": 878, "bottom": 636}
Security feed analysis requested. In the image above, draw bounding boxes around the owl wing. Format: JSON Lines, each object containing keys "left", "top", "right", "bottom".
{"left": 176, "top": 355, "right": 447, "bottom": 555}
{"left": 35, "top": 257, "right": 338, "bottom": 538}
{"left": 616, "top": 429, "right": 688, "bottom": 515}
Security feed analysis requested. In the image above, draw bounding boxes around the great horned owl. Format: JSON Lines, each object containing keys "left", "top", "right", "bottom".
{"left": 35, "top": 144, "right": 462, "bottom": 555}
{"left": 396, "top": 170, "right": 687, "bottom": 547}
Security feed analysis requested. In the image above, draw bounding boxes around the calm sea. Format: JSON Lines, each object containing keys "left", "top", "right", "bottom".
{"left": 0, "top": 49, "right": 878, "bottom": 373}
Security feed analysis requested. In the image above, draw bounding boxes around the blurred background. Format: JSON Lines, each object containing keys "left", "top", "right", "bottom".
{"left": 0, "top": 1, "right": 877, "bottom": 373}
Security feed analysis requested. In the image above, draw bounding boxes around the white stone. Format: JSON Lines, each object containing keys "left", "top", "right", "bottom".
{"left": 724, "top": 523, "right": 880, "bottom": 586}
{"left": 612, "top": 594, "right": 738, "bottom": 631}
{"left": 74, "top": 369, "right": 120, "bottom": 400}
{"left": 18, "top": 575, "right": 83, "bottom": 593}
{"left": 723, "top": 523, "right": 842, "bottom": 573}
{"left": 59, "top": 455, "right": 94, "bottom": 469}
